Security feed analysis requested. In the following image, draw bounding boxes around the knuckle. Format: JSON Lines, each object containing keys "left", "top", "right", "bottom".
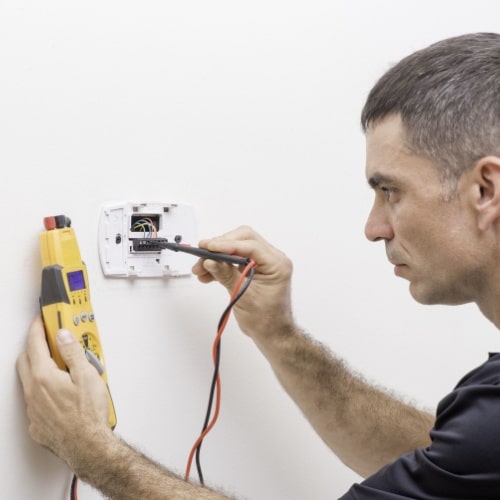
{"left": 230, "top": 225, "right": 254, "bottom": 239}
{"left": 282, "top": 253, "right": 294, "bottom": 276}
{"left": 237, "top": 224, "right": 253, "bottom": 233}
{"left": 31, "top": 368, "right": 52, "bottom": 388}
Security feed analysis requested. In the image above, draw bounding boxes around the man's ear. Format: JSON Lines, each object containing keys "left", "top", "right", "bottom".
{"left": 472, "top": 156, "right": 500, "bottom": 231}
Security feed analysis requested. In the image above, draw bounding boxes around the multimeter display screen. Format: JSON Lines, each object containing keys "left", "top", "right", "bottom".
{"left": 67, "top": 270, "right": 86, "bottom": 291}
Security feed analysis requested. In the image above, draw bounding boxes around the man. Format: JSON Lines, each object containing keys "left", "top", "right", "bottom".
{"left": 17, "top": 32, "right": 500, "bottom": 498}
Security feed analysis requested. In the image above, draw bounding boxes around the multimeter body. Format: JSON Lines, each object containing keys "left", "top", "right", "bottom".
{"left": 39, "top": 215, "right": 117, "bottom": 429}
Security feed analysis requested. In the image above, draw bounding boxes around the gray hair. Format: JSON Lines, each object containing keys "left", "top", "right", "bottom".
{"left": 361, "top": 32, "right": 500, "bottom": 185}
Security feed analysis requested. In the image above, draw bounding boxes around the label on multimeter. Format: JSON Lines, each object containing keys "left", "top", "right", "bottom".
{"left": 39, "top": 215, "right": 117, "bottom": 429}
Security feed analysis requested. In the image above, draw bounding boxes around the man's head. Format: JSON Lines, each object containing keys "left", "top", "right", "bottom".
{"left": 362, "top": 34, "right": 500, "bottom": 323}
{"left": 361, "top": 32, "right": 500, "bottom": 188}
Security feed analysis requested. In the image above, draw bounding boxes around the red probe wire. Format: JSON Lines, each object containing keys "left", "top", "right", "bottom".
{"left": 184, "top": 259, "right": 257, "bottom": 482}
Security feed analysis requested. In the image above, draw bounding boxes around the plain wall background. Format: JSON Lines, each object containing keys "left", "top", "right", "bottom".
{"left": 3, "top": 1, "right": 500, "bottom": 498}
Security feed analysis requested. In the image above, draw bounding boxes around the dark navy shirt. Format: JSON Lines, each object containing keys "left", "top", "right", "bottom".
{"left": 340, "top": 353, "right": 500, "bottom": 499}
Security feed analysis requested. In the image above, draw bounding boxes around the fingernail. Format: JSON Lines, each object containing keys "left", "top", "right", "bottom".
{"left": 56, "top": 329, "right": 75, "bottom": 345}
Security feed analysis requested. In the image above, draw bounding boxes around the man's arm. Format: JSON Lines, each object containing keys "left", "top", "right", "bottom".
{"left": 65, "top": 427, "right": 233, "bottom": 500}
{"left": 193, "top": 226, "right": 434, "bottom": 477}
{"left": 253, "top": 326, "right": 434, "bottom": 477}
{"left": 16, "top": 316, "right": 232, "bottom": 500}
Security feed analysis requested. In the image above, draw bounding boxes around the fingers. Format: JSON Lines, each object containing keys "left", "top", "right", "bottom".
{"left": 17, "top": 315, "right": 55, "bottom": 395}
{"left": 16, "top": 350, "right": 31, "bottom": 398}
{"left": 192, "top": 226, "right": 259, "bottom": 290}
{"left": 199, "top": 225, "right": 269, "bottom": 263}
{"left": 191, "top": 258, "right": 217, "bottom": 283}
{"left": 203, "top": 260, "right": 242, "bottom": 290}
{"left": 212, "top": 226, "right": 288, "bottom": 271}
{"left": 192, "top": 226, "right": 296, "bottom": 340}
{"left": 195, "top": 225, "right": 292, "bottom": 283}
{"left": 24, "top": 315, "right": 52, "bottom": 367}
{"left": 55, "top": 329, "right": 93, "bottom": 384}
{"left": 17, "top": 315, "right": 111, "bottom": 456}
{"left": 18, "top": 314, "right": 92, "bottom": 386}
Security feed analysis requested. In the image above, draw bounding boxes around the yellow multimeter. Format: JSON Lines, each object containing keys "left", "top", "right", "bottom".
{"left": 39, "top": 215, "right": 117, "bottom": 429}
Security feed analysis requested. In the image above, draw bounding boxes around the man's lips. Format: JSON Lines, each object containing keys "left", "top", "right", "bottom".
{"left": 387, "top": 251, "right": 409, "bottom": 276}
{"left": 392, "top": 263, "right": 408, "bottom": 277}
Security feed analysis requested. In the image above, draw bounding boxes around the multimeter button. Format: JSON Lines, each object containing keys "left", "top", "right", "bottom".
{"left": 73, "top": 316, "right": 80, "bottom": 326}
{"left": 89, "top": 312, "right": 95, "bottom": 322}
{"left": 81, "top": 312, "right": 87, "bottom": 322}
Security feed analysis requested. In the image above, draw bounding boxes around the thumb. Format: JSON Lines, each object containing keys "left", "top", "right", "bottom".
{"left": 56, "top": 329, "right": 86, "bottom": 372}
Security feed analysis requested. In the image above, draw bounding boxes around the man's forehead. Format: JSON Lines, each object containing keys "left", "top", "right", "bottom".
{"left": 365, "top": 116, "right": 406, "bottom": 158}
{"left": 365, "top": 115, "right": 421, "bottom": 183}
{"left": 365, "top": 134, "right": 407, "bottom": 185}
{"left": 365, "top": 114, "right": 405, "bottom": 140}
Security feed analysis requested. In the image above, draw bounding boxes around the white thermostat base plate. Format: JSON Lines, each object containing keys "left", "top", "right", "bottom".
{"left": 98, "top": 201, "right": 197, "bottom": 278}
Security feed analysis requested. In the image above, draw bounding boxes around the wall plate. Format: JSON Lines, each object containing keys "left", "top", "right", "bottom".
{"left": 98, "top": 201, "right": 197, "bottom": 278}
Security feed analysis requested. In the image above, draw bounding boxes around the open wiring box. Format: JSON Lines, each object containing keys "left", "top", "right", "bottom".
{"left": 98, "top": 201, "right": 197, "bottom": 278}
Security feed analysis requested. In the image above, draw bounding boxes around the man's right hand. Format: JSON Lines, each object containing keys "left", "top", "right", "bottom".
{"left": 192, "top": 225, "right": 296, "bottom": 341}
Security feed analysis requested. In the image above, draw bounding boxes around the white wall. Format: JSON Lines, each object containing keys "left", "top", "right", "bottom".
{"left": 3, "top": 1, "right": 500, "bottom": 498}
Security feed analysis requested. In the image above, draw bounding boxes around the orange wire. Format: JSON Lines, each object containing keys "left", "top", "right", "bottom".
{"left": 70, "top": 474, "right": 78, "bottom": 500}
{"left": 184, "top": 259, "right": 257, "bottom": 481}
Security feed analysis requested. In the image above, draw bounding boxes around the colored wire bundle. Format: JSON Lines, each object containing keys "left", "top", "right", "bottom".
{"left": 131, "top": 218, "right": 158, "bottom": 237}
{"left": 184, "top": 259, "right": 257, "bottom": 484}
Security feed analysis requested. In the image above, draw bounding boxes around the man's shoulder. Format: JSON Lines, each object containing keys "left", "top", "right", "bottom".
{"left": 340, "top": 354, "right": 500, "bottom": 499}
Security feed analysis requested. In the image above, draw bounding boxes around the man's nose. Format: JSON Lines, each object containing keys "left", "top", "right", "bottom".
{"left": 364, "top": 204, "right": 394, "bottom": 242}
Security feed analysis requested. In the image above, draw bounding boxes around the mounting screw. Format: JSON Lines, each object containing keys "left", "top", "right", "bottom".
{"left": 115, "top": 234, "right": 122, "bottom": 244}
{"left": 174, "top": 234, "right": 182, "bottom": 243}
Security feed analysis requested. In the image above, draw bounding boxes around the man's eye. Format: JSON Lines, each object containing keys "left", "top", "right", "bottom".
{"left": 381, "top": 187, "right": 395, "bottom": 200}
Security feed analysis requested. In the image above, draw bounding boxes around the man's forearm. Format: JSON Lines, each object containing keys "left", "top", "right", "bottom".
{"left": 253, "top": 326, "right": 434, "bottom": 477}
{"left": 69, "top": 428, "right": 233, "bottom": 500}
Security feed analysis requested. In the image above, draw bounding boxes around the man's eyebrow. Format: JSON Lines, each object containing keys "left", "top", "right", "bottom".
{"left": 368, "top": 173, "right": 393, "bottom": 189}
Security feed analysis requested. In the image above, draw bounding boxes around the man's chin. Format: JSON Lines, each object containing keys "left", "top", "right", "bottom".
{"left": 409, "top": 287, "right": 435, "bottom": 305}
{"left": 408, "top": 280, "right": 443, "bottom": 305}
{"left": 409, "top": 282, "right": 471, "bottom": 306}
